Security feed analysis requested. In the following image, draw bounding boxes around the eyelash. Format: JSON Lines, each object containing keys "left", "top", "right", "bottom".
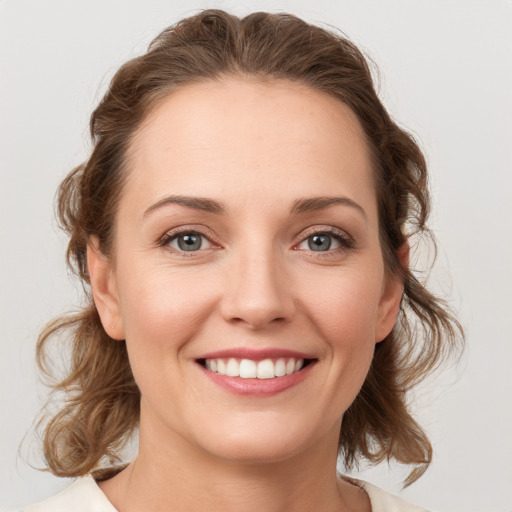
{"left": 296, "top": 227, "right": 355, "bottom": 255}
{"left": 158, "top": 228, "right": 219, "bottom": 256}
{"left": 158, "top": 226, "right": 355, "bottom": 256}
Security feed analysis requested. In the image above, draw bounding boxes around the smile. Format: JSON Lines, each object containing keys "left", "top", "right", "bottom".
{"left": 196, "top": 349, "right": 316, "bottom": 396}
{"left": 203, "top": 357, "right": 306, "bottom": 379}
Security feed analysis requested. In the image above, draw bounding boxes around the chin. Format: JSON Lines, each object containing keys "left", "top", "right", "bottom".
{"left": 191, "top": 415, "right": 332, "bottom": 466}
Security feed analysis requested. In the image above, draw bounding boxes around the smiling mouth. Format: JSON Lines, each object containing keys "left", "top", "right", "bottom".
{"left": 197, "top": 357, "right": 315, "bottom": 379}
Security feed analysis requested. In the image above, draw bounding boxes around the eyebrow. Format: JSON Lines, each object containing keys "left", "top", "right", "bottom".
{"left": 143, "top": 194, "right": 367, "bottom": 220}
{"left": 143, "top": 195, "right": 225, "bottom": 218}
{"left": 290, "top": 196, "right": 367, "bottom": 220}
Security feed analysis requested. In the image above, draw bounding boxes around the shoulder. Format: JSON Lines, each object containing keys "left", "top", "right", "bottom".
{"left": 358, "top": 479, "right": 431, "bottom": 512}
{"left": 20, "top": 476, "right": 117, "bottom": 512}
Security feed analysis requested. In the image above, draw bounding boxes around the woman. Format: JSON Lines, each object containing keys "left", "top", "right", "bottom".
{"left": 25, "top": 9, "right": 461, "bottom": 512}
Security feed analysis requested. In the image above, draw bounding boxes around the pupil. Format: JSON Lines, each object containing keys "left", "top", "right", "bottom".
{"left": 178, "top": 234, "right": 201, "bottom": 251}
{"left": 308, "top": 234, "right": 331, "bottom": 251}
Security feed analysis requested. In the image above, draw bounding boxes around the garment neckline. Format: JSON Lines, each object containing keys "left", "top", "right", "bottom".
{"left": 84, "top": 472, "right": 379, "bottom": 512}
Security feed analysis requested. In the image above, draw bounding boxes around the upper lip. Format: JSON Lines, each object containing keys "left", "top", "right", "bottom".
{"left": 197, "top": 348, "right": 316, "bottom": 361}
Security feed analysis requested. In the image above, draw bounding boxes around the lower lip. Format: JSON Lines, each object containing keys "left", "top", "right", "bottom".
{"left": 199, "top": 362, "right": 315, "bottom": 397}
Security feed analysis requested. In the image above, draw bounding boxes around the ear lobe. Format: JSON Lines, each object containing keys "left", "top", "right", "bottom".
{"left": 87, "top": 237, "right": 125, "bottom": 340}
{"left": 375, "top": 242, "right": 409, "bottom": 343}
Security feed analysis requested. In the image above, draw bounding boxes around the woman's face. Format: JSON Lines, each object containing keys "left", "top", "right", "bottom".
{"left": 89, "top": 77, "right": 403, "bottom": 465}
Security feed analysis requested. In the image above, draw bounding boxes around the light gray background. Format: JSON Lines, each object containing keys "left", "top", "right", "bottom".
{"left": 1, "top": 1, "right": 511, "bottom": 511}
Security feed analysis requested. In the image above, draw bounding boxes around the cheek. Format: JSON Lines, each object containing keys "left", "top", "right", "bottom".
{"left": 267, "top": 266, "right": 383, "bottom": 429}
{"left": 303, "top": 267, "right": 383, "bottom": 343}
{"left": 301, "top": 266, "right": 384, "bottom": 393}
{"left": 115, "top": 264, "right": 218, "bottom": 371}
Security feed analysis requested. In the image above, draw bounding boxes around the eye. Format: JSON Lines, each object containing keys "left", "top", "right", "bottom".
{"left": 305, "top": 233, "right": 337, "bottom": 251}
{"left": 296, "top": 229, "right": 353, "bottom": 253}
{"left": 165, "top": 231, "right": 213, "bottom": 252}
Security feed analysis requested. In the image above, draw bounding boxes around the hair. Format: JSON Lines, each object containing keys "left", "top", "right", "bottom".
{"left": 36, "top": 9, "right": 463, "bottom": 486}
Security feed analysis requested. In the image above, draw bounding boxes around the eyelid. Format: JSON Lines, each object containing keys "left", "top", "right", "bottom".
{"left": 293, "top": 225, "right": 355, "bottom": 252}
{"left": 158, "top": 225, "right": 222, "bottom": 253}
{"left": 156, "top": 224, "right": 355, "bottom": 255}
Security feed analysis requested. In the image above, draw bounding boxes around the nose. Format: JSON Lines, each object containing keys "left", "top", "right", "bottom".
{"left": 219, "top": 247, "right": 295, "bottom": 330}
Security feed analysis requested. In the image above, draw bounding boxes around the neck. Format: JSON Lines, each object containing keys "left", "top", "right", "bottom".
{"left": 99, "top": 410, "right": 367, "bottom": 512}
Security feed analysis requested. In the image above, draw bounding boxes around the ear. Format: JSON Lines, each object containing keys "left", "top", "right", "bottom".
{"left": 87, "top": 236, "right": 125, "bottom": 340}
{"left": 375, "top": 242, "right": 410, "bottom": 343}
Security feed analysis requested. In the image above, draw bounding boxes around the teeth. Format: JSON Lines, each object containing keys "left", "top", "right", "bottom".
{"left": 226, "top": 358, "right": 239, "bottom": 377}
{"left": 239, "top": 359, "right": 257, "bottom": 378}
{"left": 203, "top": 357, "right": 306, "bottom": 379}
{"left": 275, "top": 358, "right": 286, "bottom": 377}
{"left": 257, "top": 359, "right": 275, "bottom": 379}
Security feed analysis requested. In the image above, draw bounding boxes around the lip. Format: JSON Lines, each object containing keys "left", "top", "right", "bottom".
{"left": 197, "top": 347, "right": 315, "bottom": 361}
{"left": 196, "top": 352, "right": 317, "bottom": 397}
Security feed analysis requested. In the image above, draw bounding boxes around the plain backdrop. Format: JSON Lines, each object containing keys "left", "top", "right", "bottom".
{"left": 1, "top": 1, "right": 511, "bottom": 511}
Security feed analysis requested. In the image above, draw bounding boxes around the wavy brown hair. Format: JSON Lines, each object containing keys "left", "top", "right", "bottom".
{"left": 36, "top": 9, "right": 463, "bottom": 486}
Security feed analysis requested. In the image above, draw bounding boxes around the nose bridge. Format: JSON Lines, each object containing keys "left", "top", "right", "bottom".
{"left": 220, "top": 234, "right": 294, "bottom": 328}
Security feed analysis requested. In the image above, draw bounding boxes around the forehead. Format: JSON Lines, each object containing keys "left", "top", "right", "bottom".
{"left": 124, "top": 77, "right": 376, "bottom": 220}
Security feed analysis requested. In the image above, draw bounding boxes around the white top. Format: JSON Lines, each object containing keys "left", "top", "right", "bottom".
{"left": 20, "top": 475, "right": 429, "bottom": 512}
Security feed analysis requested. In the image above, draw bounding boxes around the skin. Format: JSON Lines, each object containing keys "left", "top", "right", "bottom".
{"left": 88, "top": 77, "right": 405, "bottom": 512}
